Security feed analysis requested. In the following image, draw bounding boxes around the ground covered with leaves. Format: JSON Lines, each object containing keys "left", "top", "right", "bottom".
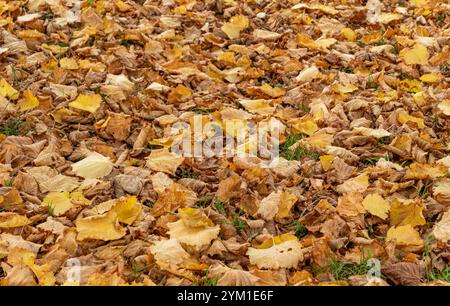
{"left": 0, "top": 0, "right": 449, "bottom": 286}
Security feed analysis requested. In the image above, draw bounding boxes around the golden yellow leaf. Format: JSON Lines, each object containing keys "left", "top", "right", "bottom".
{"left": 59, "top": 58, "right": 79, "bottom": 70}
{"left": 399, "top": 43, "right": 429, "bottom": 65}
{"left": 178, "top": 207, "right": 211, "bottom": 228}
{"left": 419, "top": 73, "right": 439, "bottom": 83}
{"left": 362, "top": 193, "right": 390, "bottom": 220}
{"left": 111, "top": 195, "right": 141, "bottom": 225}
{"left": 75, "top": 210, "right": 127, "bottom": 241}
{"left": 276, "top": 191, "right": 299, "bottom": 219}
{"left": 390, "top": 198, "right": 426, "bottom": 227}
{"left": 238, "top": 99, "right": 275, "bottom": 115}
{"left": 145, "top": 149, "right": 184, "bottom": 175}
{"left": 258, "top": 83, "right": 286, "bottom": 98}
{"left": 296, "top": 34, "right": 317, "bottom": 49}
{"left": 0, "top": 78, "right": 19, "bottom": 100}
{"left": 341, "top": 28, "right": 356, "bottom": 41}
{"left": 292, "top": 119, "right": 318, "bottom": 136}
{"left": 0, "top": 213, "right": 31, "bottom": 228}
{"left": 167, "top": 219, "right": 220, "bottom": 248}
{"left": 386, "top": 225, "right": 423, "bottom": 246}
{"left": 217, "top": 52, "right": 235, "bottom": 64}
{"left": 320, "top": 155, "right": 335, "bottom": 171}
{"left": 397, "top": 111, "right": 425, "bottom": 128}
{"left": 405, "top": 162, "right": 447, "bottom": 180}
{"left": 22, "top": 252, "right": 55, "bottom": 286}
{"left": 17, "top": 90, "right": 39, "bottom": 112}
{"left": 71, "top": 152, "right": 114, "bottom": 179}
{"left": 303, "top": 132, "right": 333, "bottom": 149}
{"left": 221, "top": 15, "right": 249, "bottom": 39}
{"left": 42, "top": 192, "right": 73, "bottom": 216}
{"left": 333, "top": 83, "right": 358, "bottom": 94}
{"left": 69, "top": 94, "right": 102, "bottom": 113}
{"left": 378, "top": 13, "right": 402, "bottom": 24}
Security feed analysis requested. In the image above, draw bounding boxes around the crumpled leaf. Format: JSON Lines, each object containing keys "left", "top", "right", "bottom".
{"left": 75, "top": 210, "right": 127, "bottom": 241}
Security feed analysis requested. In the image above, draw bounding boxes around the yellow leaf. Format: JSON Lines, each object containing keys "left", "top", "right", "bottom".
{"left": 221, "top": 15, "right": 249, "bottom": 39}
{"left": 167, "top": 219, "right": 220, "bottom": 248}
{"left": 0, "top": 78, "right": 19, "bottom": 100}
{"left": 399, "top": 43, "right": 429, "bottom": 65}
{"left": 292, "top": 119, "right": 318, "bottom": 136}
{"left": 258, "top": 83, "right": 285, "bottom": 98}
{"left": 334, "top": 83, "right": 358, "bottom": 94}
{"left": 341, "top": 28, "right": 356, "bottom": 41}
{"left": 296, "top": 34, "right": 317, "bottom": 49}
{"left": 111, "top": 195, "right": 141, "bottom": 225}
{"left": 238, "top": 99, "right": 275, "bottom": 115}
{"left": 303, "top": 133, "right": 333, "bottom": 149}
{"left": 69, "top": 94, "right": 102, "bottom": 113}
{"left": 320, "top": 155, "right": 334, "bottom": 171}
{"left": 399, "top": 79, "right": 421, "bottom": 93}
{"left": 405, "top": 162, "right": 447, "bottom": 180}
{"left": 413, "top": 91, "right": 427, "bottom": 106}
{"left": 22, "top": 252, "right": 55, "bottom": 286}
{"left": 336, "top": 173, "right": 369, "bottom": 194}
{"left": 76, "top": 210, "right": 127, "bottom": 241}
{"left": 386, "top": 225, "right": 423, "bottom": 246}
{"left": 178, "top": 207, "right": 211, "bottom": 228}
{"left": 397, "top": 111, "right": 425, "bottom": 128}
{"left": 217, "top": 52, "right": 236, "bottom": 64}
{"left": 0, "top": 212, "right": 31, "bottom": 228}
{"left": 419, "top": 73, "right": 439, "bottom": 83}
{"left": 59, "top": 58, "right": 79, "bottom": 70}
{"left": 145, "top": 149, "right": 184, "bottom": 175}
{"left": 17, "top": 90, "right": 39, "bottom": 112}
{"left": 379, "top": 13, "right": 402, "bottom": 24}
{"left": 410, "top": 0, "right": 428, "bottom": 7}
{"left": 247, "top": 237, "right": 303, "bottom": 269}
{"left": 276, "top": 191, "right": 298, "bottom": 219}
{"left": 42, "top": 192, "right": 73, "bottom": 216}
{"left": 315, "top": 38, "right": 336, "bottom": 49}
{"left": 71, "top": 151, "right": 113, "bottom": 179}
{"left": 167, "top": 84, "right": 192, "bottom": 104}
{"left": 41, "top": 43, "right": 68, "bottom": 55}
{"left": 390, "top": 198, "right": 426, "bottom": 227}
{"left": 362, "top": 193, "right": 390, "bottom": 220}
